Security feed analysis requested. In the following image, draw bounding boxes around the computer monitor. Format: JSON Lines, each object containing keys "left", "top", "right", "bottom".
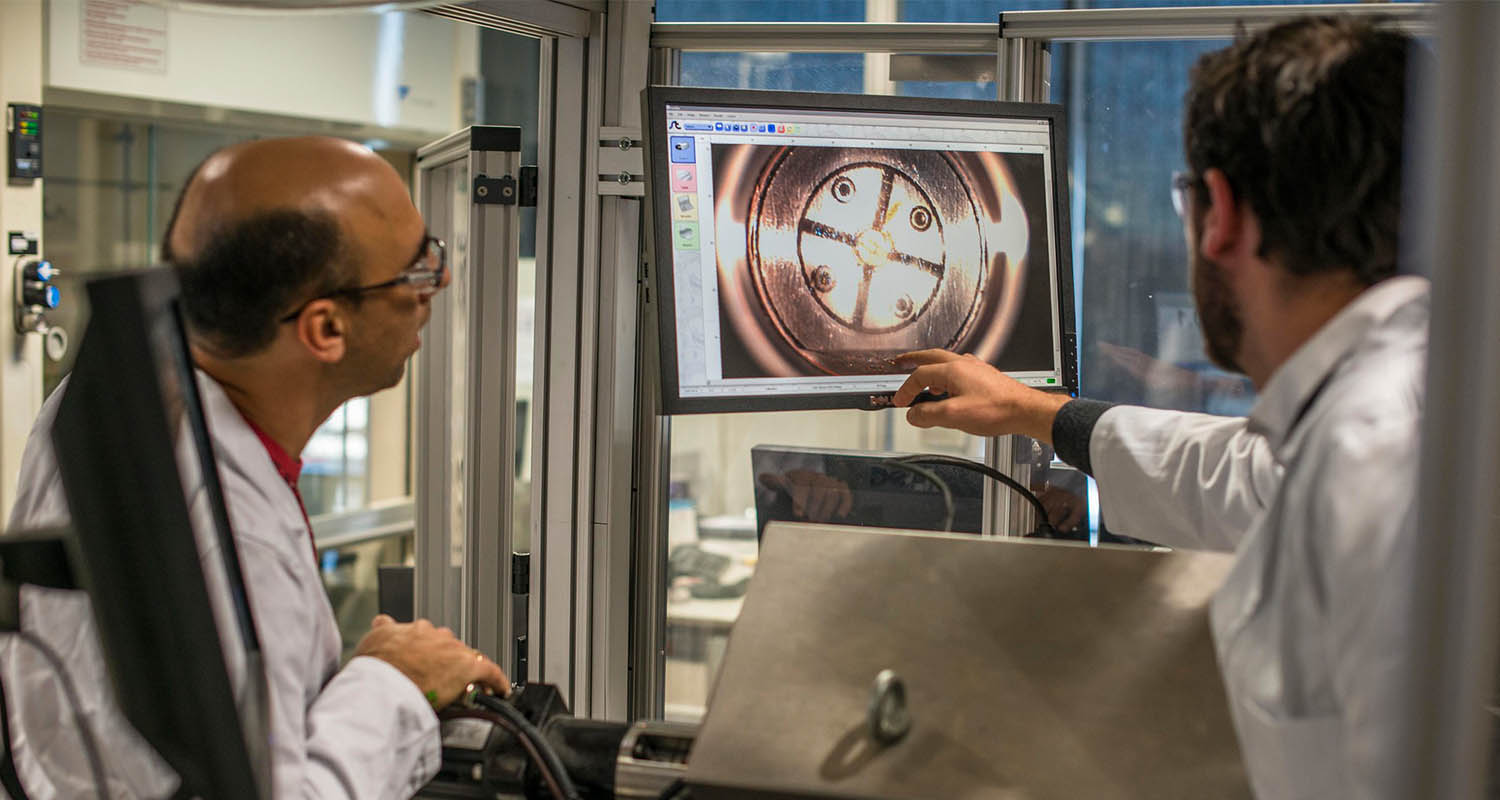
{"left": 751, "top": 445, "right": 985, "bottom": 538}
{"left": 52, "top": 268, "right": 268, "bottom": 799}
{"left": 645, "top": 86, "right": 1076, "bottom": 414}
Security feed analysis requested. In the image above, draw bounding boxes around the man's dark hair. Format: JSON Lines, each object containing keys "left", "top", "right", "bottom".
{"left": 1184, "top": 15, "right": 1410, "bottom": 285}
{"left": 170, "top": 209, "right": 354, "bottom": 357}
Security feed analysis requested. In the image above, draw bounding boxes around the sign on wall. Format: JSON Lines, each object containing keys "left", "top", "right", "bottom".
{"left": 80, "top": 0, "right": 168, "bottom": 74}
{"left": 49, "top": 0, "right": 461, "bottom": 135}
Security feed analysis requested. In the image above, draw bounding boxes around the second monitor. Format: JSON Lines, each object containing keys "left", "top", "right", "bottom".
{"left": 645, "top": 87, "right": 1076, "bottom": 414}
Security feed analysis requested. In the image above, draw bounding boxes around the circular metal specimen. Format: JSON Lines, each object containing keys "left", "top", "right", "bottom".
{"left": 747, "top": 148, "right": 988, "bottom": 374}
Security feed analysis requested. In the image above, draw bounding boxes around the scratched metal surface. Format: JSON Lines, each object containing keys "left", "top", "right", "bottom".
{"left": 686, "top": 523, "right": 1251, "bottom": 800}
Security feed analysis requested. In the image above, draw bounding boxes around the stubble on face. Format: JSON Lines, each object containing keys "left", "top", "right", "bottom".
{"left": 1188, "top": 234, "right": 1246, "bottom": 375}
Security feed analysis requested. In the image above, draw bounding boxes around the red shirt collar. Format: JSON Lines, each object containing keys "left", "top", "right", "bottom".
{"left": 241, "top": 415, "right": 303, "bottom": 489}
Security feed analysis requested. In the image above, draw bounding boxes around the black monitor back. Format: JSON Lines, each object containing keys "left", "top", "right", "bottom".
{"left": 752, "top": 445, "right": 985, "bottom": 538}
{"left": 52, "top": 268, "right": 267, "bottom": 799}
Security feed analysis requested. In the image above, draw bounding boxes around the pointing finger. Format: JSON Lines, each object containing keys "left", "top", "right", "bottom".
{"left": 892, "top": 363, "right": 953, "bottom": 407}
{"left": 895, "top": 349, "right": 962, "bottom": 371}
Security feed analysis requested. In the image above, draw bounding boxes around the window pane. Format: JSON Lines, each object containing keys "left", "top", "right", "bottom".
{"left": 301, "top": 397, "right": 371, "bottom": 516}
{"left": 657, "top": 0, "right": 864, "bottom": 22}
{"left": 316, "top": 532, "right": 413, "bottom": 661}
{"left": 679, "top": 52, "right": 865, "bottom": 93}
{"left": 1053, "top": 40, "right": 1255, "bottom": 416}
{"left": 899, "top": 0, "right": 1376, "bottom": 20}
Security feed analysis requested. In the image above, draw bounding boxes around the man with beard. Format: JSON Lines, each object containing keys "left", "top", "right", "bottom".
{"left": 1, "top": 137, "right": 508, "bottom": 798}
{"left": 895, "top": 16, "right": 1422, "bottom": 799}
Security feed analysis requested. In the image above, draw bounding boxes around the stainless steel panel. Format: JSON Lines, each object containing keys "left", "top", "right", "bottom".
{"left": 688, "top": 523, "right": 1249, "bottom": 799}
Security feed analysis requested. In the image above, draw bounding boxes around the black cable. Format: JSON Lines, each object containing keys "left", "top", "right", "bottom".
{"left": 474, "top": 693, "right": 582, "bottom": 800}
{"left": 471, "top": 709, "right": 567, "bottom": 800}
{"left": 889, "top": 454, "right": 1056, "bottom": 537}
{"left": 0, "top": 662, "right": 32, "bottom": 800}
{"left": 879, "top": 460, "right": 955, "bottom": 532}
{"left": 13, "top": 630, "right": 109, "bottom": 800}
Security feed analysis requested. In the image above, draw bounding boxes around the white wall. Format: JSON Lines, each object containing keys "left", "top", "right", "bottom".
{"left": 47, "top": 0, "right": 462, "bottom": 134}
{"left": 0, "top": 0, "right": 47, "bottom": 519}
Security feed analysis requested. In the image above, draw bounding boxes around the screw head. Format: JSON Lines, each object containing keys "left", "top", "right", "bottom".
{"left": 832, "top": 176, "right": 856, "bottom": 203}
{"left": 910, "top": 206, "right": 932, "bottom": 231}
{"left": 812, "top": 266, "right": 835, "bottom": 293}
{"left": 894, "top": 295, "right": 914, "bottom": 319}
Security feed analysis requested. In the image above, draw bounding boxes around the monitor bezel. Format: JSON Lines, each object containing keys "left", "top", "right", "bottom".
{"left": 644, "top": 85, "right": 1078, "bottom": 416}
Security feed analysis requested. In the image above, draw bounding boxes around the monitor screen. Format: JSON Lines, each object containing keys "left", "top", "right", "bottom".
{"left": 645, "top": 87, "right": 1076, "bottom": 414}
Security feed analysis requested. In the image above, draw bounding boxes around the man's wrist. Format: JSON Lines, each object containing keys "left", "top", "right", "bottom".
{"left": 1050, "top": 399, "right": 1116, "bottom": 476}
{"left": 1018, "top": 391, "right": 1072, "bottom": 443}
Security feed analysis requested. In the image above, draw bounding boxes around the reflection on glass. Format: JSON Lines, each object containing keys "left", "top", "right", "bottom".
{"left": 317, "top": 533, "right": 414, "bottom": 662}
{"left": 1052, "top": 40, "right": 1255, "bottom": 416}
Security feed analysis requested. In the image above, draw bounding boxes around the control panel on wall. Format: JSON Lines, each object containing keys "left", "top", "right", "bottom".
{"left": 6, "top": 104, "right": 42, "bottom": 182}
{"left": 13, "top": 249, "right": 67, "bottom": 360}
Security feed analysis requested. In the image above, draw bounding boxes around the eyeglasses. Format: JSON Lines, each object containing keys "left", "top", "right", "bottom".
{"left": 281, "top": 236, "right": 446, "bottom": 323}
{"left": 1170, "top": 171, "right": 1202, "bottom": 218}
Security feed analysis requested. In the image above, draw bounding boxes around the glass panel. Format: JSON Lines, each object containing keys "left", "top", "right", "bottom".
{"left": 1052, "top": 40, "right": 1254, "bottom": 416}
{"left": 898, "top": 0, "right": 1374, "bottom": 18}
{"left": 316, "top": 532, "right": 413, "bottom": 661}
{"left": 679, "top": 52, "right": 865, "bottom": 93}
{"left": 656, "top": 0, "right": 865, "bottom": 22}
{"left": 300, "top": 398, "right": 371, "bottom": 516}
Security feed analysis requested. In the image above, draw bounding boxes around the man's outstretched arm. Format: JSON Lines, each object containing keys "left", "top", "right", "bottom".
{"left": 895, "top": 350, "right": 1278, "bottom": 550}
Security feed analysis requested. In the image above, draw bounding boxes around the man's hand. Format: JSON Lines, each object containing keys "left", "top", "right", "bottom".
{"left": 354, "top": 615, "right": 510, "bottom": 709}
{"left": 893, "top": 350, "right": 1069, "bottom": 443}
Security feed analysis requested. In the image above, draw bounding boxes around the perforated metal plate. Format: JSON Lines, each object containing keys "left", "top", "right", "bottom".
{"left": 748, "top": 148, "right": 988, "bottom": 374}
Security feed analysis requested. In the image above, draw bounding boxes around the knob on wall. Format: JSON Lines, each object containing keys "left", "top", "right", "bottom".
{"left": 14, "top": 257, "right": 60, "bottom": 336}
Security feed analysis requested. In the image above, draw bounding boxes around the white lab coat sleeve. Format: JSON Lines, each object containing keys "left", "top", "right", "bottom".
{"left": 304, "top": 658, "right": 443, "bottom": 800}
{"left": 1308, "top": 414, "right": 1419, "bottom": 800}
{"left": 238, "top": 534, "right": 440, "bottom": 800}
{"left": 1088, "top": 405, "right": 1280, "bottom": 552}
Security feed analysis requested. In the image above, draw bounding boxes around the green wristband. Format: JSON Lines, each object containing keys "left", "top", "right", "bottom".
{"left": 425, "top": 689, "right": 439, "bottom": 708}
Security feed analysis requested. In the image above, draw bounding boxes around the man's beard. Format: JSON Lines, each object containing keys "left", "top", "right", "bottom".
{"left": 1190, "top": 249, "right": 1245, "bottom": 374}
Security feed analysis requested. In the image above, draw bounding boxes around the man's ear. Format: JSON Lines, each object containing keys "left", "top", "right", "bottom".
{"left": 1197, "top": 168, "right": 1246, "bottom": 261}
{"left": 291, "top": 299, "right": 347, "bottom": 364}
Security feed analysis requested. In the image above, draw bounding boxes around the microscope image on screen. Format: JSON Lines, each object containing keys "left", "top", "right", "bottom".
{"left": 713, "top": 144, "right": 1047, "bottom": 378}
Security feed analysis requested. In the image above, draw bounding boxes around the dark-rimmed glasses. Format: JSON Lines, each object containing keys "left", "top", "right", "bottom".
{"left": 281, "top": 236, "right": 446, "bottom": 323}
{"left": 1170, "top": 171, "right": 1203, "bottom": 219}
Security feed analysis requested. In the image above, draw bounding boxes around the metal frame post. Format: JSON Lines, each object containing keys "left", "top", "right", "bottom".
{"left": 1399, "top": 2, "right": 1500, "bottom": 795}
{"left": 413, "top": 128, "right": 524, "bottom": 672}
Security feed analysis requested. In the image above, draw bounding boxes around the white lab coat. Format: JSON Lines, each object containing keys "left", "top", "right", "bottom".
{"left": 0, "top": 370, "right": 441, "bottom": 799}
{"left": 1090, "top": 276, "right": 1429, "bottom": 799}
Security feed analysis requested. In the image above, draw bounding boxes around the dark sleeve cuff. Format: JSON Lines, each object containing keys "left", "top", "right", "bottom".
{"left": 1051, "top": 399, "right": 1115, "bottom": 477}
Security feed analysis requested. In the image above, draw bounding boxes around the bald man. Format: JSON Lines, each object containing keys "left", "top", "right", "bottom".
{"left": 1, "top": 137, "right": 506, "bottom": 799}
